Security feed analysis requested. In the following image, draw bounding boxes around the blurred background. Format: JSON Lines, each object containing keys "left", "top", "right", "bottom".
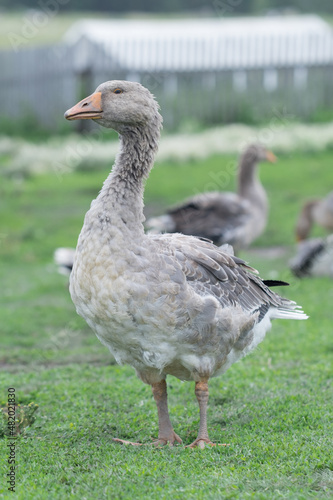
{"left": 1, "top": 0, "right": 333, "bottom": 133}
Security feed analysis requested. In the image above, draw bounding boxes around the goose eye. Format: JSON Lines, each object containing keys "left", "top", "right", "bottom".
{"left": 113, "top": 88, "right": 123, "bottom": 94}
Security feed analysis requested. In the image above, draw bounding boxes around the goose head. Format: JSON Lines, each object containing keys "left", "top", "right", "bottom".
{"left": 237, "top": 143, "right": 276, "bottom": 200}
{"left": 241, "top": 143, "right": 277, "bottom": 166}
{"left": 64, "top": 80, "right": 162, "bottom": 134}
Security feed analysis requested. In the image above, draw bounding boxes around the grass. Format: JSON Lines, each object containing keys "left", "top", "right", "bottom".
{"left": 0, "top": 11, "right": 105, "bottom": 49}
{"left": 1, "top": 147, "right": 333, "bottom": 498}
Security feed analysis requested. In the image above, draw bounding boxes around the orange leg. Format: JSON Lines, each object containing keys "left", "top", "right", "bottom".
{"left": 113, "top": 379, "right": 182, "bottom": 446}
{"left": 187, "top": 381, "right": 229, "bottom": 449}
{"left": 187, "top": 381, "right": 214, "bottom": 448}
{"left": 151, "top": 379, "right": 182, "bottom": 446}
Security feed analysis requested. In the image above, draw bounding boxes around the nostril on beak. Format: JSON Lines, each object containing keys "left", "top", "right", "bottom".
{"left": 82, "top": 102, "right": 89, "bottom": 108}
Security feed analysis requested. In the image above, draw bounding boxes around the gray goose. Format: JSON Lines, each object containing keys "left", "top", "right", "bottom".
{"left": 290, "top": 234, "right": 333, "bottom": 278}
{"left": 65, "top": 80, "right": 307, "bottom": 448}
{"left": 295, "top": 192, "right": 333, "bottom": 241}
{"left": 146, "top": 144, "right": 276, "bottom": 252}
{"left": 54, "top": 247, "right": 75, "bottom": 276}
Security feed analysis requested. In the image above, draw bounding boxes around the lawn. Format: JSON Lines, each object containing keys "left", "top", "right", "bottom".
{"left": 0, "top": 11, "right": 106, "bottom": 49}
{"left": 0, "top": 146, "right": 333, "bottom": 499}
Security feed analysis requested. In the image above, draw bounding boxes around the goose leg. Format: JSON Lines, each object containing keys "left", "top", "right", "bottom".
{"left": 151, "top": 379, "right": 182, "bottom": 446}
{"left": 188, "top": 381, "right": 230, "bottom": 449}
{"left": 113, "top": 379, "right": 182, "bottom": 446}
{"left": 187, "top": 381, "right": 214, "bottom": 448}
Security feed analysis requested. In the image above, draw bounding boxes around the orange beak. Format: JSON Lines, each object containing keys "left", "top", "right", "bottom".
{"left": 266, "top": 150, "right": 277, "bottom": 163}
{"left": 64, "top": 92, "right": 102, "bottom": 120}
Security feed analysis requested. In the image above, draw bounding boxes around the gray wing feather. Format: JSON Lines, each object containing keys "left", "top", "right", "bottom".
{"left": 150, "top": 233, "right": 292, "bottom": 317}
{"left": 166, "top": 192, "right": 251, "bottom": 244}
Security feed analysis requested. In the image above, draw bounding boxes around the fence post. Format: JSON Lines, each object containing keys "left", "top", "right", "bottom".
{"left": 76, "top": 68, "right": 93, "bottom": 133}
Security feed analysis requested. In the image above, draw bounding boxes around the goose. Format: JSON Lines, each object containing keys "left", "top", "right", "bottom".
{"left": 146, "top": 143, "right": 276, "bottom": 252}
{"left": 295, "top": 192, "right": 333, "bottom": 241}
{"left": 65, "top": 80, "right": 307, "bottom": 448}
{"left": 290, "top": 234, "right": 333, "bottom": 278}
{"left": 54, "top": 247, "right": 75, "bottom": 275}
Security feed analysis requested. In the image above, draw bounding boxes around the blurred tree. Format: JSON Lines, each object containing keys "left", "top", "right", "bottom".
{"left": 0, "top": 0, "right": 332, "bottom": 14}
{"left": 258, "top": 0, "right": 333, "bottom": 13}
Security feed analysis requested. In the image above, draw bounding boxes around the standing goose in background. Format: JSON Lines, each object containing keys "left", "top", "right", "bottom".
{"left": 65, "top": 80, "right": 307, "bottom": 448}
{"left": 295, "top": 191, "right": 333, "bottom": 241}
{"left": 146, "top": 144, "right": 276, "bottom": 252}
{"left": 290, "top": 234, "right": 333, "bottom": 278}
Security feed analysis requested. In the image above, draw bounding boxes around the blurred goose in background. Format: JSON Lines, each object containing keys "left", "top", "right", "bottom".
{"left": 295, "top": 191, "right": 333, "bottom": 241}
{"left": 54, "top": 247, "right": 75, "bottom": 275}
{"left": 146, "top": 144, "right": 276, "bottom": 252}
{"left": 64, "top": 80, "right": 307, "bottom": 448}
{"left": 290, "top": 234, "right": 333, "bottom": 278}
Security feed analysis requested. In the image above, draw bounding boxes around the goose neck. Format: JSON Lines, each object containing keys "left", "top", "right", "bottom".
{"left": 296, "top": 200, "right": 318, "bottom": 240}
{"left": 238, "top": 157, "right": 261, "bottom": 200}
{"left": 97, "top": 123, "right": 160, "bottom": 230}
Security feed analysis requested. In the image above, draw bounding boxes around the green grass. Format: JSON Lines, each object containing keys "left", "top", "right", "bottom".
{"left": 1, "top": 148, "right": 333, "bottom": 498}
{"left": 0, "top": 12, "right": 105, "bottom": 49}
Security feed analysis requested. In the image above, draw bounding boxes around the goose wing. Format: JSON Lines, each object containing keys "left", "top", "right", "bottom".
{"left": 167, "top": 192, "right": 251, "bottom": 244}
{"left": 290, "top": 234, "right": 333, "bottom": 278}
{"left": 150, "top": 233, "right": 298, "bottom": 321}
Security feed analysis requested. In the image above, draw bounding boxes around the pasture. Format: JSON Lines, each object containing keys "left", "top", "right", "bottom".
{"left": 0, "top": 11, "right": 105, "bottom": 49}
{"left": 0, "top": 144, "right": 332, "bottom": 499}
